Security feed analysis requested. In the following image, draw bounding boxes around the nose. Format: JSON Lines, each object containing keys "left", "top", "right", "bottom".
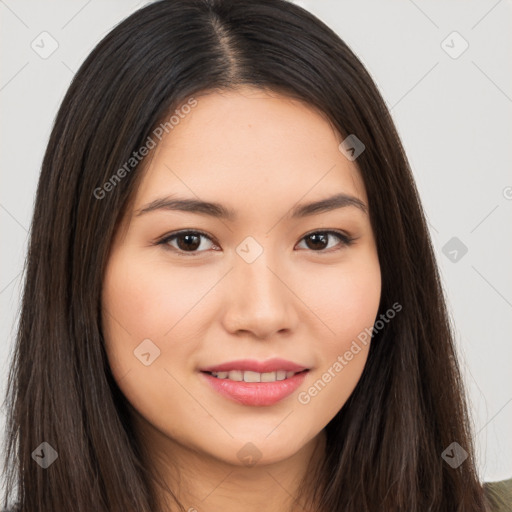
{"left": 221, "top": 251, "right": 299, "bottom": 340}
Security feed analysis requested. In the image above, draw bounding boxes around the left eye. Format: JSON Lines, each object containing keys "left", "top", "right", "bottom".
{"left": 158, "top": 230, "right": 353, "bottom": 255}
{"left": 296, "top": 231, "right": 353, "bottom": 252}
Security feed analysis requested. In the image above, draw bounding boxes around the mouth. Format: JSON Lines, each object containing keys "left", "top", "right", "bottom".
{"left": 198, "top": 359, "right": 311, "bottom": 406}
{"left": 199, "top": 358, "right": 311, "bottom": 406}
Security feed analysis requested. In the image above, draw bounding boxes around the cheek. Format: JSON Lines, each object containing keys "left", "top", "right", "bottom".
{"left": 297, "top": 251, "right": 381, "bottom": 347}
{"left": 101, "top": 252, "right": 213, "bottom": 437}
{"left": 293, "top": 252, "right": 381, "bottom": 422}
{"left": 101, "top": 250, "right": 208, "bottom": 384}
{"left": 102, "top": 249, "right": 220, "bottom": 345}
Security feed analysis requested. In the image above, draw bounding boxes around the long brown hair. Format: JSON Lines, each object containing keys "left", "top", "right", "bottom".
{"left": 1, "top": 0, "right": 490, "bottom": 510}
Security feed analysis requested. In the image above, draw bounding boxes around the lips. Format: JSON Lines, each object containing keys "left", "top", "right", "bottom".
{"left": 199, "top": 358, "right": 310, "bottom": 406}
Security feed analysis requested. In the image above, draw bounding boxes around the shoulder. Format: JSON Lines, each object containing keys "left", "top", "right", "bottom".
{"left": 483, "top": 478, "right": 512, "bottom": 511}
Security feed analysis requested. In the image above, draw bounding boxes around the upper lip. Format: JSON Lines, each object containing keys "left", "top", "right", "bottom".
{"left": 200, "top": 358, "right": 309, "bottom": 373}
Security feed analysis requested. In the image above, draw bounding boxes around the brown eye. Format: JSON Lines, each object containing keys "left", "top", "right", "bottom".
{"left": 159, "top": 231, "right": 217, "bottom": 255}
{"left": 296, "top": 231, "right": 354, "bottom": 252}
{"left": 175, "top": 233, "right": 201, "bottom": 251}
{"left": 304, "top": 233, "right": 329, "bottom": 250}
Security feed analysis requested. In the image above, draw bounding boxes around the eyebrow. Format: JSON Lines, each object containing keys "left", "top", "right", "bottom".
{"left": 135, "top": 192, "right": 367, "bottom": 220}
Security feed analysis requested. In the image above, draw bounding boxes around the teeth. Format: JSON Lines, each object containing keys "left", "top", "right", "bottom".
{"left": 227, "top": 370, "right": 243, "bottom": 381}
{"left": 209, "top": 370, "right": 301, "bottom": 382}
{"left": 244, "top": 371, "right": 260, "bottom": 382}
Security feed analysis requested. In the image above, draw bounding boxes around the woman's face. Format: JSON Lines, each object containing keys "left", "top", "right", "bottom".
{"left": 102, "top": 86, "right": 381, "bottom": 467}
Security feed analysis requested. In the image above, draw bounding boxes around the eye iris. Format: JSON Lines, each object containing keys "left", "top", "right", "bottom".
{"left": 306, "top": 233, "right": 328, "bottom": 250}
{"left": 177, "top": 233, "right": 201, "bottom": 251}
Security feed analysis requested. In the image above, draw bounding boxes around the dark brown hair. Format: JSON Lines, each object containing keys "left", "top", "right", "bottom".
{"left": 2, "top": 0, "right": 490, "bottom": 511}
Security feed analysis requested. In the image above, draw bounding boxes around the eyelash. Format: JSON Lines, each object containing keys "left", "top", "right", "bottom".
{"left": 156, "top": 229, "right": 355, "bottom": 257}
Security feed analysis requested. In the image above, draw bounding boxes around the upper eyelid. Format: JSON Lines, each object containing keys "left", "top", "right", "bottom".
{"left": 161, "top": 229, "right": 219, "bottom": 244}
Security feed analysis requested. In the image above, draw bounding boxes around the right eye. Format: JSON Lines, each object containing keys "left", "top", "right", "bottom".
{"left": 157, "top": 230, "right": 220, "bottom": 256}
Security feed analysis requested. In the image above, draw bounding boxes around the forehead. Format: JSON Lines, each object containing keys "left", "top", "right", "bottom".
{"left": 132, "top": 87, "right": 367, "bottom": 217}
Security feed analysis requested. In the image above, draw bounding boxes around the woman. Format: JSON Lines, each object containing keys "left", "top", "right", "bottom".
{"left": 2, "top": 0, "right": 509, "bottom": 510}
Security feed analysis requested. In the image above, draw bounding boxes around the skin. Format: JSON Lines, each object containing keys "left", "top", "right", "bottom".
{"left": 101, "top": 86, "right": 381, "bottom": 512}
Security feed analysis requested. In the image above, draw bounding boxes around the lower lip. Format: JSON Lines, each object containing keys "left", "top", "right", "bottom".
{"left": 200, "top": 370, "right": 309, "bottom": 406}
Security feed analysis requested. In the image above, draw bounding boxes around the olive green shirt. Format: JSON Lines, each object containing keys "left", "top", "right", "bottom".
{"left": 483, "top": 478, "right": 512, "bottom": 511}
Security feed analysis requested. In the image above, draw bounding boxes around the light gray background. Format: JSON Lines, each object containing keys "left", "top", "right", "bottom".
{"left": 1, "top": 0, "right": 511, "bottom": 494}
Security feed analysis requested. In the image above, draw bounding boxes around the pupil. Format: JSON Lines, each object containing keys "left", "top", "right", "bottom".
{"left": 307, "top": 233, "right": 327, "bottom": 250}
{"left": 178, "top": 234, "right": 200, "bottom": 251}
